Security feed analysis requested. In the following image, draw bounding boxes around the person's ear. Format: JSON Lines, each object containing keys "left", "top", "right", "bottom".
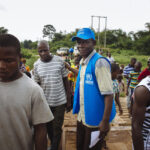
{"left": 93, "top": 40, "right": 96, "bottom": 46}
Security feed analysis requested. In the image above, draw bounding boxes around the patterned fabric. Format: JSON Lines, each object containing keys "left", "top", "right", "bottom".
{"left": 20, "top": 63, "right": 26, "bottom": 72}
{"left": 129, "top": 70, "right": 141, "bottom": 89}
{"left": 68, "top": 66, "right": 78, "bottom": 91}
{"left": 118, "top": 80, "right": 124, "bottom": 93}
{"left": 123, "top": 64, "right": 134, "bottom": 76}
{"left": 34, "top": 55, "right": 68, "bottom": 106}
{"left": 142, "top": 106, "right": 150, "bottom": 149}
{"left": 136, "top": 76, "right": 150, "bottom": 150}
{"left": 112, "top": 79, "right": 119, "bottom": 95}
{"left": 123, "top": 64, "right": 134, "bottom": 83}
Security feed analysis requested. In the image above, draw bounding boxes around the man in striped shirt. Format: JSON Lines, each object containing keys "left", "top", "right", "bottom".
{"left": 34, "top": 40, "right": 71, "bottom": 150}
{"left": 123, "top": 58, "right": 136, "bottom": 115}
{"left": 123, "top": 58, "right": 137, "bottom": 83}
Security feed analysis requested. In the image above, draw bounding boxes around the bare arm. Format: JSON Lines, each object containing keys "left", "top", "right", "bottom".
{"left": 63, "top": 77, "right": 72, "bottom": 112}
{"left": 132, "top": 86, "right": 150, "bottom": 150}
{"left": 34, "top": 123, "right": 47, "bottom": 150}
{"left": 115, "top": 92, "right": 123, "bottom": 115}
{"left": 99, "top": 94, "right": 113, "bottom": 138}
{"left": 126, "top": 78, "right": 131, "bottom": 95}
{"left": 122, "top": 81, "right": 125, "bottom": 92}
{"left": 64, "top": 62, "right": 79, "bottom": 75}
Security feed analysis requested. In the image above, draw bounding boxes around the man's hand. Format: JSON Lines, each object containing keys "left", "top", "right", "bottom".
{"left": 99, "top": 120, "right": 110, "bottom": 139}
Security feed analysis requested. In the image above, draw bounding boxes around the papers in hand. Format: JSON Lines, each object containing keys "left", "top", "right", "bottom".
{"left": 89, "top": 130, "right": 101, "bottom": 148}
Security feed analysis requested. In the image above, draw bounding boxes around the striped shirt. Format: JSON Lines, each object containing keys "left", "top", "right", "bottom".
{"left": 129, "top": 70, "right": 141, "bottom": 89}
{"left": 123, "top": 64, "right": 134, "bottom": 83}
{"left": 33, "top": 55, "right": 68, "bottom": 106}
{"left": 136, "top": 76, "right": 150, "bottom": 149}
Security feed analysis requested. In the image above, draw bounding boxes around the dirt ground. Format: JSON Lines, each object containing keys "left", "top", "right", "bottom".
{"left": 64, "top": 129, "right": 132, "bottom": 150}
{"left": 60, "top": 97, "right": 132, "bottom": 150}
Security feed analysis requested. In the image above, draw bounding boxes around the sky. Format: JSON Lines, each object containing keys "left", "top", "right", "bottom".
{"left": 0, "top": 0, "right": 150, "bottom": 41}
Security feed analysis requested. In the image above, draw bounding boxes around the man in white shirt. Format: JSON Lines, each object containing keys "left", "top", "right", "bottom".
{"left": 0, "top": 34, "right": 54, "bottom": 150}
{"left": 106, "top": 52, "right": 115, "bottom": 63}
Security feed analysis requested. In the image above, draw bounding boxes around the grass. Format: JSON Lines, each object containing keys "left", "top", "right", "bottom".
{"left": 103, "top": 49, "right": 149, "bottom": 69}
{"left": 24, "top": 48, "right": 149, "bottom": 70}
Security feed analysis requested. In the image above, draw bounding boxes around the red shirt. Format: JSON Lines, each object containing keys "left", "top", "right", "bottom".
{"left": 138, "top": 68, "right": 150, "bottom": 81}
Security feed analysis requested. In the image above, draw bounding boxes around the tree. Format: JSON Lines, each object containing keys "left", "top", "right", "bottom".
{"left": 0, "top": 27, "right": 8, "bottom": 34}
{"left": 42, "top": 24, "right": 56, "bottom": 41}
{"left": 133, "top": 35, "right": 150, "bottom": 54}
{"left": 52, "top": 32, "right": 65, "bottom": 42}
{"left": 145, "top": 22, "right": 150, "bottom": 32}
{"left": 23, "top": 40, "right": 33, "bottom": 49}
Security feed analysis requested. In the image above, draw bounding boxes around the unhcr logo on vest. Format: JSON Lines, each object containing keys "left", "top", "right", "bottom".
{"left": 85, "top": 74, "right": 93, "bottom": 85}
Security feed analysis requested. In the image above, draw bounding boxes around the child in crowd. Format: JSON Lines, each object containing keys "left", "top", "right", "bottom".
{"left": 65, "top": 55, "right": 82, "bottom": 106}
{"left": 120, "top": 64, "right": 124, "bottom": 75}
{"left": 102, "top": 63, "right": 123, "bottom": 150}
{"left": 20, "top": 58, "right": 30, "bottom": 72}
{"left": 127, "top": 61, "right": 142, "bottom": 116}
{"left": 111, "top": 63, "right": 123, "bottom": 115}
{"left": 65, "top": 55, "right": 82, "bottom": 91}
{"left": 117, "top": 74, "right": 125, "bottom": 95}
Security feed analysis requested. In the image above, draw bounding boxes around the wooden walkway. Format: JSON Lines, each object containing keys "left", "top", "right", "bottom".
{"left": 62, "top": 97, "right": 132, "bottom": 150}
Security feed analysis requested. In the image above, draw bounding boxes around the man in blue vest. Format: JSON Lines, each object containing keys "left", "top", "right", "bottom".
{"left": 72, "top": 28, "right": 116, "bottom": 150}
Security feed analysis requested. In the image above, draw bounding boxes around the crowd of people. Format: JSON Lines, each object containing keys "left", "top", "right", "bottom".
{"left": 0, "top": 28, "right": 150, "bottom": 150}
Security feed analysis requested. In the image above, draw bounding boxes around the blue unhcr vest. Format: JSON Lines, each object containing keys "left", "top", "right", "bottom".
{"left": 73, "top": 53, "right": 116, "bottom": 126}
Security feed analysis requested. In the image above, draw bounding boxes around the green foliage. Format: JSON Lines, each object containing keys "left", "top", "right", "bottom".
{"left": 145, "top": 22, "right": 150, "bottom": 31}
{"left": 21, "top": 40, "right": 37, "bottom": 49}
{"left": 21, "top": 48, "right": 32, "bottom": 59}
{"left": 26, "top": 56, "right": 39, "bottom": 69}
{"left": 18, "top": 22, "right": 150, "bottom": 58}
{"left": 49, "top": 31, "right": 77, "bottom": 53}
{"left": 109, "top": 49, "right": 149, "bottom": 69}
{"left": 0, "top": 27, "right": 8, "bottom": 34}
{"left": 133, "top": 34, "right": 150, "bottom": 54}
{"left": 120, "top": 92, "right": 126, "bottom": 97}
{"left": 43, "top": 24, "right": 56, "bottom": 40}
{"left": 52, "top": 32, "right": 65, "bottom": 42}
{"left": 21, "top": 48, "right": 38, "bottom": 69}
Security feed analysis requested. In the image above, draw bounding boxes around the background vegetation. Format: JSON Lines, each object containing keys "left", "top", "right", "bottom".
{"left": 0, "top": 22, "right": 150, "bottom": 69}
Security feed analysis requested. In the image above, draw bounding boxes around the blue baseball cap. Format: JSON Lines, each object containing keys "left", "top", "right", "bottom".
{"left": 72, "top": 28, "right": 95, "bottom": 41}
